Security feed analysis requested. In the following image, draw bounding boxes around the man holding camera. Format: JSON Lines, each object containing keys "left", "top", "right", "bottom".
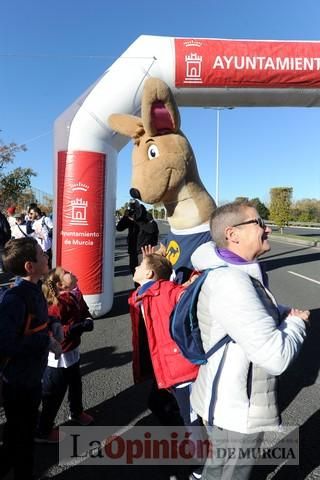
{"left": 116, "top": 199, "right": 159, "bottom": 277}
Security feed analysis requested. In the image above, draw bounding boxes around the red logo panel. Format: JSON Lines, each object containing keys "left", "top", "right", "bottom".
{"left": 56, "top": 151, "right": 106, "bottom": 295}
{"left": 175, "top": 38, "right": 320, "bottom": 88}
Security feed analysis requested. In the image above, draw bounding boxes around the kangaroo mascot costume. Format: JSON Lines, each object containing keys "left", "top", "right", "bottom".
{"left": 109, "top": 77, "right": 216, "bottom": 283}
{"left": 109, "top": 77, "right": 216, "bottom": 423}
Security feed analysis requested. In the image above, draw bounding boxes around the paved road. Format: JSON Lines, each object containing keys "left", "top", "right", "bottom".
{"left": 270, "top": 225, "right": 320, "bottom": 239}
{"left": 2, "top": 225, "right": 320, "bottom": 479}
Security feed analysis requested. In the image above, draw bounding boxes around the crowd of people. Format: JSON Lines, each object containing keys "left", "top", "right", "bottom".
{"left": 0, "top": 201, "right": 95, "bottom": 479}
{"left": 0, "top": 203, "right": 53, "bottom": 272}
{"left": 0, "top": 198, "right": 312, "bottom": 480}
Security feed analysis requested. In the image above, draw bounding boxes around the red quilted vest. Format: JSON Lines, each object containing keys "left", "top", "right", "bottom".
{"left": 129, "top": 280, "right": 199, "bottom": 389}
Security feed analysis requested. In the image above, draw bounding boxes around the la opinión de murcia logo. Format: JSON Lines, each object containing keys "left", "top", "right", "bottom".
{"left": 183, "top": 40, "right": 203, "bottom": 84}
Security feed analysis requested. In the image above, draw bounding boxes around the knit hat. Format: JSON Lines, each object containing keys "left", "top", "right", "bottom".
{"left": 7, "top": 206, "right": 16, "bottom": 215}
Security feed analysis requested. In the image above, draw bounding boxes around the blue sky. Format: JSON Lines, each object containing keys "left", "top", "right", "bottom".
{"left": 1, "top": 0, "right": 319, "bottom": 208}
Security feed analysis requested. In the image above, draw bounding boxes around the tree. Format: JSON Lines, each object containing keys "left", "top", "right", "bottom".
{"left": 250, "top": 198, "right": 270, "bottom": 220}
{"left": 234, "top": 196, "right": 269, "bottom": 219}
{"left": 291, "top": 198, "right": 320, "bottom": 223}
{"left": 1, "top": 167, "right": 36, "bottom": 206}
{"left": 0, "top": 133, "right": 37, "bottom": 209}
{"left": 0, "top": 136, "right": 27, "bottom": 170}
{"left": 18, "top": 189, "right": 37, "bottom": 211}
{"left": 116, "top": 202, "right": 129, "bottom": 218}
{"left": 234, "top": 196, "right": 249, "bottom": 203}
{"left": 39, "top": 194, "right": 54, "bottom": 215}
{"left": 269, "top": 187, "right": 293, "bottom": 232}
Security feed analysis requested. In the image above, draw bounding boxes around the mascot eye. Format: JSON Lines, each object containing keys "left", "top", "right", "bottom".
{"left": 147, "top": 144, "right": 160, "bottom": 160}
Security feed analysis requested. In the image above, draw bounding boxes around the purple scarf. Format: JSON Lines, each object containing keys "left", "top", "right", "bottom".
{"left": 216, "top": 247, "right": 253, "bottom": 265}
{"left": 216, "top": 247, "right": 268, "bottom": 287}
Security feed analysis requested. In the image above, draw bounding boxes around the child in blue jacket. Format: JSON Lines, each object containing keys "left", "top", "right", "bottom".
{"left": 0, "top": 237, "right": 61, "bottom": 480}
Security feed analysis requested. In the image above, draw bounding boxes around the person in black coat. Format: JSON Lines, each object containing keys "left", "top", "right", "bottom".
{"left": 116, "top": 200, "right": 159, "bottom": 276}
{"left": 0, "top": 212, "right": 11, "bottom": 273}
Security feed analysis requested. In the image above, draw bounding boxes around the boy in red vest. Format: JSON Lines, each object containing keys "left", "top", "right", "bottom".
{"left": 129, "top": 254, "right": 204, "bottom": 478}
{"left": 129, "top": 253, "right": 199, "bottom": 392}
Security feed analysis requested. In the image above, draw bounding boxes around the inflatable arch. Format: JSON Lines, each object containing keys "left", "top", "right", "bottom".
{"left": 54, "top": 35, "right": 320, "bottom": 316}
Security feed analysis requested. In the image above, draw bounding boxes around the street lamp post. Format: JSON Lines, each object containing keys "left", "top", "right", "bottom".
{"left": 215, "top": 109, "right": 220, "bottom": 207}
{"left": 212, "top": 107, "right": 233, "bottom": 206}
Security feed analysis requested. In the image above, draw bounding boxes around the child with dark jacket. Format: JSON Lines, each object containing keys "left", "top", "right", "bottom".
{"left": 0, "top": 237, "right": 61, "bottom": 480}
{"left": 36, "top": 267, "right": 94, "bottom": 443}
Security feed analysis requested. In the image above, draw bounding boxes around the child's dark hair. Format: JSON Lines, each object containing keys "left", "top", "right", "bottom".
{"left": 2, "top": 237, "right": 39, "bottom": 276}
{"left": 145, "top": 254, "right": 172, "bottom": 280}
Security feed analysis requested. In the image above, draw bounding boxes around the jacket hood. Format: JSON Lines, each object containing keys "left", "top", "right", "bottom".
{"left": 191, "top": 241, "right": 224, "bottom": 270}
{"left": 191, "top": 241, "right": 264, "bottom": 283}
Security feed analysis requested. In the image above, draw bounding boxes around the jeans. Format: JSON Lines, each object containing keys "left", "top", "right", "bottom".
{"left": 0, "top": 381, "right": 42, "bottom": 480}
{"left": 38, "top": 361, "right": 83, "bottom": 435}
{"left": 203, "top": 426, "right": 263, "bottom": 480}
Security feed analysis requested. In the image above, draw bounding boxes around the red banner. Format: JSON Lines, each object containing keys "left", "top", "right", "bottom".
{"left": 56, "top": 151, "right": 105, "bottom": 295}
{"left": 175, "top": 38, "right": 320, "bottom": 88}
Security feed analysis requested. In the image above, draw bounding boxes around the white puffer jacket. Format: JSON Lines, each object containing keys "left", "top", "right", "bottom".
{"left": 190, "top": 242, "right": 307, "bottom": 434}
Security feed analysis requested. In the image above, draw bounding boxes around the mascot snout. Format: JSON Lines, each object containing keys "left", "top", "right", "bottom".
{"left": 130, "top": 188, "right": 141, "bottom": 200}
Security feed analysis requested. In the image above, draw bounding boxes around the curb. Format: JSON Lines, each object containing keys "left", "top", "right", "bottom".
{"left": 270, "top": 235, "right": 319, "bottom": 247}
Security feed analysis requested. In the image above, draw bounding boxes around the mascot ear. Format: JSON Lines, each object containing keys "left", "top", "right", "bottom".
{"left": 108, "top": 114, "right": 144, "bottom": 139}
{"left": 141, "top": 78, "right": 181, "bottom": 136}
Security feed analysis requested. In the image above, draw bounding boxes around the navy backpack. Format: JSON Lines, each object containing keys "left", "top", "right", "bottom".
{"left": 170, "top": 267, "right": 232, "bottom": 365}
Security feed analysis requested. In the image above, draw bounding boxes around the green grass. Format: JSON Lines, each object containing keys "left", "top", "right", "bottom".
{"left": 271, "top": 231, "right": 320, "bottom": 242}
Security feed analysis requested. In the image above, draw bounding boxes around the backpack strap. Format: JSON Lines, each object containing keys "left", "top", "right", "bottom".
{"left": 41, "top": 216, "right": 47, "bottom": 231}
{"left": 15, "top": 222, "right": 28, "bottom": 238}
{"left": 191, "top": 266, "right": 231, "bottom": 360}
{"left": 205, "top": 334, "right": 231, "bottom": 359}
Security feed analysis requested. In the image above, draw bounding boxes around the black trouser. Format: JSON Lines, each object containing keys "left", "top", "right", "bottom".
{"left": 171, "top": 383, "right": 207, "bottom": 475}
{"left": 0, "top": 381, "right": 42, "bottom": 480}
{"left": 38, "top": 361, "right": 83, "bottom": 436}
{"left": 0, "top": 246, "right": 5, "bottom": 272}
{"left": 129, "top": 252, "right": 143, "bottom": 288}
{"left": 129, "top": 252, "right": 143, "bottom": 276}
{"left": 45, "top": 248, "right": 52, "bottom": 269}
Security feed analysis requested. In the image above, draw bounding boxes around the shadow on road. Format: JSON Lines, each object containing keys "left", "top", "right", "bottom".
{"left": 103, "top": 289, "right": 132, "bottom": 318}
{"left": 262, "top": 251, "right": 320, "bottom": 272}
{"left": 251, "top": 400, "right": 320, "bottom": 479}
{"left": 35, "top": 381, "right": 190, "bottom": 480}
{"left": 80, "top": 345, "right": 132, "bottom": 376}
{"left": 277, "top": 308, "right": 320, "bottom": 414}
{"left": 262, "top": 246, "right": 313, "bottom": 260}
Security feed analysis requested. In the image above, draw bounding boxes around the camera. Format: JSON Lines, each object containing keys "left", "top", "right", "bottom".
{"left": 126, "top": 199, "right": 138, "bottom": 218}
{"left": 127, "top": 207, "right": 136, "bottom": 217}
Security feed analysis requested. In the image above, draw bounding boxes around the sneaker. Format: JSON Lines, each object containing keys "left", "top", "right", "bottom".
{"left": 189, "top": 472, "right": 202, "bottom": 480}
{"left": 35, "top": 428, "right": 65, "bottom": 444}
{"left": 69, "top": 411, "right": 94, "bottom": 426}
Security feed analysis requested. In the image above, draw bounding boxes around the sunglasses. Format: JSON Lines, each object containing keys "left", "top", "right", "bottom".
{"left": 232, "top": 218, "right": 266, "bottom": 229}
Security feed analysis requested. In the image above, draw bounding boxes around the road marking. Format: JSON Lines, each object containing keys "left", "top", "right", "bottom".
{"left": 40, "top": 410, "right": 150, "bottom": 477}
{"left": 288, "top": 271, "right": 320, "bottom": 285}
